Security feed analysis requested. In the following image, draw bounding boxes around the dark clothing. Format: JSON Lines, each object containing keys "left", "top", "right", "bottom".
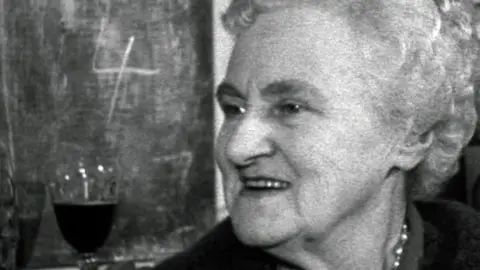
{"left": 154, "top": 200, "right": 480, "bottom": 270}
{"left": 417, "top": 200, "right": 480, "bottom": 269}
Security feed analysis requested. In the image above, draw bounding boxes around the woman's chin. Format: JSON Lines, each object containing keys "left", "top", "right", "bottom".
{"left": 227, "top": 191, "right": 301, "bottom": 247}
{"left": 230, "top": 215, "right": 298, "bottom": 248}
{"left": 234, "top": 227, "right": 291, "bottom": 248}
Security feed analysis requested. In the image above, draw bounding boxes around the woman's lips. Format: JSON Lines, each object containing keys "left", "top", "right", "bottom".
{"left": 241, "top": 176, "right": 291, "bottom": 191}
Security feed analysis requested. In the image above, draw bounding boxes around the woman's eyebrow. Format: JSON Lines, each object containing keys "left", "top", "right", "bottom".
{"left": 261, "top": 79, "right": 326, "bottom": 101}
{"left": 216, "top": 82, "right": 244, "bottom": 99}
{"left": 216, "top": 79, "right": 326, "bottom": 102}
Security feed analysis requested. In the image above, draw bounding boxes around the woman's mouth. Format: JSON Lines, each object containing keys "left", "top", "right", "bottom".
{"left": 242, "top": 177, "right": 291, "bottom": 191}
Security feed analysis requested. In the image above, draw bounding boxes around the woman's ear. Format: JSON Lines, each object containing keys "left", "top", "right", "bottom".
{"left": 394, "top": 131, "right": 435, "bottom": 170}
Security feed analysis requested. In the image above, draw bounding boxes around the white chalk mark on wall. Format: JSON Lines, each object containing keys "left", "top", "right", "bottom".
{"left": 94, "top": 67, "right": 160, "bottom": 75}
{"left": 92, "top": 17, "right": 160, "bottom": 75}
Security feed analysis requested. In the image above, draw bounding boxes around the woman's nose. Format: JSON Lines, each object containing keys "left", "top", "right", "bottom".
{"left": 225, "top": 117, "right": 274, "bottom": 166}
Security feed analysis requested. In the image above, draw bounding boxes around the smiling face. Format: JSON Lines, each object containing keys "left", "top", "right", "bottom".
{"left": 215, "top": 7, "right": 403, "bottom": 248}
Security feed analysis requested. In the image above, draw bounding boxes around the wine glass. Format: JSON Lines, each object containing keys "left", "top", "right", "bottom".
{"left": 48, "top": 146, "right": 120, "bottom": 270}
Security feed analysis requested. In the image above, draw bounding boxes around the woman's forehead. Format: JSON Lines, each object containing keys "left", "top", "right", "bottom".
{"left": 225, "top": 7, "right": 398, "bottom": 96}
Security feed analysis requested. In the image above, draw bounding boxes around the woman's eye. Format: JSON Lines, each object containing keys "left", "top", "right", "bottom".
{"left": 274, "top": 102, "right": 304, "bottom": 117}
{"left": 220, "top": 103, "right": 246, "bottom": 118}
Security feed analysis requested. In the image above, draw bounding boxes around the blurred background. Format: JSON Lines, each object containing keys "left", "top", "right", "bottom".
{"left": 0, "top": 0, "right": 215, "bottom": 267}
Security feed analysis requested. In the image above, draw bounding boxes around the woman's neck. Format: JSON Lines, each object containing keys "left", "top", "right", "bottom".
{"left": 269, "top": 170, "right": 407, "bottom": 270}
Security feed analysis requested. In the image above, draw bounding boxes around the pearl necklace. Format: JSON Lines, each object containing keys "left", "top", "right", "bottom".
{"left": 391, "top": 223, "right": 409, "bottom": 269}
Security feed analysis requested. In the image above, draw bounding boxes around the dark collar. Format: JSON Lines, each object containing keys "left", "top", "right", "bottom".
{"left": 415, "top": 199, "right": 480, "bottom": 270}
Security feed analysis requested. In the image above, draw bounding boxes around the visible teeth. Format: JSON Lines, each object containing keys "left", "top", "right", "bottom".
{"left": 244, "top": 179, "right": 289, "bottom": 189}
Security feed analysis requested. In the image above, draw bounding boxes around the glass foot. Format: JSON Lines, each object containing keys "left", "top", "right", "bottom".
{"left": 78, "top": 253, "right": 98, "bottom": 270}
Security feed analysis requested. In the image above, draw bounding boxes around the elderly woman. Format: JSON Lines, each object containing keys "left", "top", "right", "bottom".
{"left": 155, "top": 0, "right": 480, "bottom": 269}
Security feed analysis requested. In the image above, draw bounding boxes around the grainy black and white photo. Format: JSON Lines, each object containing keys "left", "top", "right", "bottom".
{"left": 2, "top": 0, "right": 480, "bottom": 270}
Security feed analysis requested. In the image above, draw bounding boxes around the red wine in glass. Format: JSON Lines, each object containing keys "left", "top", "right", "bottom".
{"left": 53, "top": 201, "right": 117, "bottom": 254}
{"left": 49, "top": 150, "right": 120, "bottom": 270}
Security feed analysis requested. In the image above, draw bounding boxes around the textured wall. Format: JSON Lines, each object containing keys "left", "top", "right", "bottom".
{"left": 0, "top": 0, "right": 214, "bottom": 267}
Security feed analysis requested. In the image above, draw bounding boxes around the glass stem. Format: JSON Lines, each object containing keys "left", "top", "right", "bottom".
{"left": 78, "top": 253, "right": 98, "bottom": 270}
